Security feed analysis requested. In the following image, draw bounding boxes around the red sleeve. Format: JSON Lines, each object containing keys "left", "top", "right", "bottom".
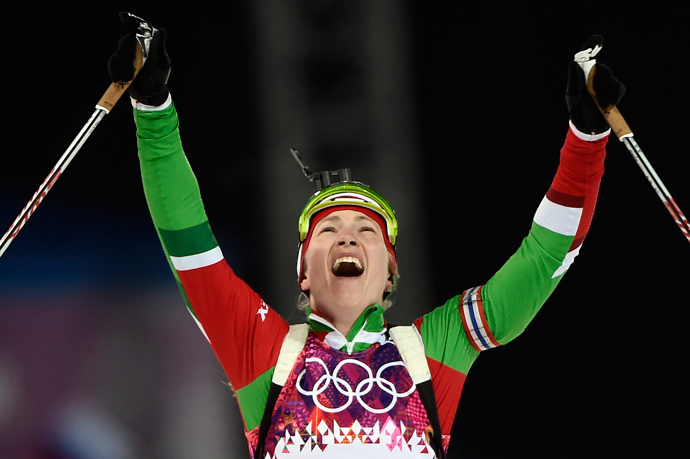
{"left": 177, "top": 260, "right": 289, "bottom": 391}
{"left": 550, "top": 124, "right": 609, "bottom": 249}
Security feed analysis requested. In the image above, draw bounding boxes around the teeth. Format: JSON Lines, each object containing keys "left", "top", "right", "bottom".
{"left": 332, "top": 256, "right": 364, "bottom": 276}
{"left": 333, "top": 257, "right": 363, "bottom": 269}
{"left": 333, "top": 256, "right": 363, "bottom": 270}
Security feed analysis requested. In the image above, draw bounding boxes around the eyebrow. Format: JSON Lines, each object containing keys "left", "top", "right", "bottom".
{"left": 318, "top": 214, "right": 376, "bottom": 225}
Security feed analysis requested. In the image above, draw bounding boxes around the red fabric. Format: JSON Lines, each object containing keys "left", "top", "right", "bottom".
{"left": 426, "top": 356, "right": 467, "bottom": 435}
{"left": 177, "top": 261, "right": 289, "bottom": 390}
{"left": 550, "top": 127, "right": 608, "bottom": 249}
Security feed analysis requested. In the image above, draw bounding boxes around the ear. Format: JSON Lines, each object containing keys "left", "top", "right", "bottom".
{"left": 299, "top": 275, "right": 310, "bottom": 292}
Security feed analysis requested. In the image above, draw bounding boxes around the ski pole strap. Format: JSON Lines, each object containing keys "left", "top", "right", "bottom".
{"left": 415, "top": 379, "right": 445, "bottom": 459}
{"left": 255, "top": 382, "right": 283, "bottom": 459}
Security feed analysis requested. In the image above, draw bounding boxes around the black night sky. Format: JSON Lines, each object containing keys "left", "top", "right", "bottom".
{"left": 1, "top": 2, "right": 687, "bottom": 457}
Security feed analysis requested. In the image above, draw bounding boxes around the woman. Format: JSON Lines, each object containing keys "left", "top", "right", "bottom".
{"left": 109, "top": 13, "right": 623, "bottom": 458}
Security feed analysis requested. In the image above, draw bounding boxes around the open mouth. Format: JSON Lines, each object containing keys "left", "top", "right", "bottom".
{"left": 332, "top": 256, "right": 364, "bottom": 277}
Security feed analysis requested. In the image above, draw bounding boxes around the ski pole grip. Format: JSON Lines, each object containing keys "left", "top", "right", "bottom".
{"left": 97, "top": 43, "right": 144, "bottom": 112}
{"left": 587, "top": 65, "right": 633, "bottom": 139}
{"left": 600, "top": 105, "right": 632, "bottom": 140}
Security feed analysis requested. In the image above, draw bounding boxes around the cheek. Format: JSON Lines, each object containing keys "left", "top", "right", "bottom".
{"left": 368, "top": 245, "right": 392, "bottom": 278}
{"left": 303, "top": 244, "right": 328, "bottom": 275}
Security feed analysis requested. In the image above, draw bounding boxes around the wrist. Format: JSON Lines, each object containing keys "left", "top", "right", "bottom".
{"left": 569, "top": 120, "right": 610, "bottom": 142}
{"left": 131, "top": 92, "right": 172, "bottom": 111}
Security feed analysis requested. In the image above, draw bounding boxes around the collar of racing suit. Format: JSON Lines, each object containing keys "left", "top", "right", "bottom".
{"left": 305, "top": 304, "right": 388, "bottom": 355}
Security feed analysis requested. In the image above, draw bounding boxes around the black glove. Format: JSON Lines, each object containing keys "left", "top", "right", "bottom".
{"left": 108, "top": 12, "right": 171, "bottom": 106}
{"left": 566, "top": 35, "right": 626, "bottom": 134}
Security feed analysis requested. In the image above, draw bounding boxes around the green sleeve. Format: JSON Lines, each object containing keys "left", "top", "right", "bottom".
{"left": 418, "top": 296, "right": 479, "bottom": 375}
{"left": 482, "top": 221, "right": 573, "bottom": 344}
{"left": 133, "top": 102, "right": 210, "bottom": 233}
{"left": 133, "top": 101, "right": 219, "bottom": 311}
{"left": 482, "top": 223, "right": 573, "bottom": 344}
{"left": 418, "top": 219, "right": 575, "bottom": 374}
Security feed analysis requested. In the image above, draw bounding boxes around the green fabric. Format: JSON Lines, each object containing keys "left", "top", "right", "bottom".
{"left": 235, "top": 367, "right": 274, "bottom": 431}
{"left": 134, "top": 103, "right": 208, "bottom": 232}
{"left": 484, "top": 221, "right": 573, "bottom": 344}
{"left": 347, "top": 304, "right": 386, "bottom": 339}
{"left": 306, "top": 304, "right": 387, "bottom": 353}
{"left": 420, "top": 220, "right": 576, "bottom": 375}
{"left": 158, "top": 221, "right": 218, "bottom": 258}
{"left": 306, "top": 307, "right": 335, "bottom": 333}
{"left": 133, "top": 102, "right": 212, "bottom": 318}
{"left": 419, "top": 296, "right": 477, "bottom": 375}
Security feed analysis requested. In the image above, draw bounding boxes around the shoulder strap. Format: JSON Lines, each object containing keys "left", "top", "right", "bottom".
{"left": 389, "top": 325, "right": 445, "bottom": 459}
{"left": 256, "top": 323, "right": 309, "bottom": 458}
{"left": 388, "top": 324, "right": 431, "bottom": 384}
{"left": 272, "top": 323, "right": 309, "bottom": 385}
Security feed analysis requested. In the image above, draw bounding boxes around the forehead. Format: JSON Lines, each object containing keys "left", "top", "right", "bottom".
{"left": 314, "top": 209, "right": 376, "bottom": 225}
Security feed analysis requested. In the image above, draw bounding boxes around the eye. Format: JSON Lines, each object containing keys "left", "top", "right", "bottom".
{"left": 360, "top": 225, "right": 377, "bottom": 233}
{"left": 319, "top": 226, "right": 337, "bottom": 234}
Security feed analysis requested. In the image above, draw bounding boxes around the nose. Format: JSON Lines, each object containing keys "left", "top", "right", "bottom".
{"left": 337, "top": 233, "right": 358, "bottom": 246}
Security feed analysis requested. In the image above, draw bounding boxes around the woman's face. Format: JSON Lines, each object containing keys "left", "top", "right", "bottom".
{"left": 299, "top": 209, "right": 393, "bottom": 322}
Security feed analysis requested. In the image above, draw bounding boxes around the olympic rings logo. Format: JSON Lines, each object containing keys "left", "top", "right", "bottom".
{"left": 295, "top": 357, "right": 416, "bottom": 414}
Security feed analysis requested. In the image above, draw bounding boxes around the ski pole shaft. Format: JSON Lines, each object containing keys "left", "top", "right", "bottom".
{"left": 588, "top": 67, "right": 690, "bottom": 244}
{"left": 0, "top": 45, "right": 144, "bottom": 260}
{"left": 0, "top": 108, "right": 107, "bottom": 258}
{"left": 619, "top": 133, "right": 690, "bottom": 243}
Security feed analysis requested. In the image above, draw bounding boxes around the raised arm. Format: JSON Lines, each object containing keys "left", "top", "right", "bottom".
{"left": 416, "top": 36, "right": 625, "bottom": 435}
{"left": 464, "top": 36, "right": 626, "bottom": 348}
{"left": 108, "top": 13, "right": 289, "bottom": 433}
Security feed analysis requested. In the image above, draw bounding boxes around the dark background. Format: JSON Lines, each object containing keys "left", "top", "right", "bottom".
{"left": 1, "top": 2, "right": 687, "bottom": 458}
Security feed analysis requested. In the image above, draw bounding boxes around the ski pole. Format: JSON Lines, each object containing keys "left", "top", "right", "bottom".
{"left": 576, "top": 37, "right": 690, "bottom": 244}
{"left": 0, "top": 13, "right": 154, "bottom": 259}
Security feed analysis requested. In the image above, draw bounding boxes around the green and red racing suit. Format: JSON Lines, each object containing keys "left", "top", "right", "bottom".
{"left": 133, "top": 95, "right": 608, "bottom": 458}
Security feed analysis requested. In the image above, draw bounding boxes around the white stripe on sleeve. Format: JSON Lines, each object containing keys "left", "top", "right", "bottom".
{"left": 170, "top": 246, "right": 224, "bottom": 271}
